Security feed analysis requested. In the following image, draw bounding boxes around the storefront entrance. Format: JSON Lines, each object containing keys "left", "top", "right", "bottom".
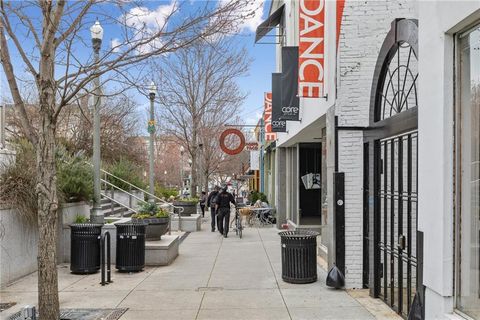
{"left": 364, "top": 18, "right": 422, "bottom": 319}
{"left": 299, "top": 143, "right": 322, "bottom": 225}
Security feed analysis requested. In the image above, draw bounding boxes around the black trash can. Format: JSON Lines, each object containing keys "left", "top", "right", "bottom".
{"left": 116, "top": 223, "right": 146, "bottom": 272}
{"left": 70, "top": 223, "right": 103, "bottom": 274}
{"left": 279, "top": 230, "right": 319, "bottom": 284}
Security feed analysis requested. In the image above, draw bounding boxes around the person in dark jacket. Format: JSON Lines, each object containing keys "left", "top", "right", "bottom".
{"left": 199, "top": 191, "right": 207, "bottom": 217}
{"left": 206, "top": 186, "right": 220, "bottom": 232}
{"left": 215, "top": 186, "right": 236, "bottom": 238}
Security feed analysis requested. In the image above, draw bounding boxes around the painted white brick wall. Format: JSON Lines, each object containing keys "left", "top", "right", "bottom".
{"left": 336, "top": 0, "right": 417, "bottom": 288}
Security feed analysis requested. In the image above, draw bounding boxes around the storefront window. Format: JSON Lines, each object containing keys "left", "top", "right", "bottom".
{"left": 458, "top": 23, "right": 480, "bottom": 319}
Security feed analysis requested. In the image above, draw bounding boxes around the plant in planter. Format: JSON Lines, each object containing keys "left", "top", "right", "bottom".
{"left": 173, "top": 197, "right": 199, "bottom": 216}
{"left": 131, "top": 202, "right": 170, "bottom": 240}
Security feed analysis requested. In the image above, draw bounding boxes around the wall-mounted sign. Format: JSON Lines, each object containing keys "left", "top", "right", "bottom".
{"left": 219, "top": 128, "right": 245, "bottom": 155}
{"left": 299, "top": 0, "right": 325, "bottom": 98}
{"left": 271, "top": 73, "right": 287, "bottom": 132}
{"left": 263, "top": 92, "right": 277, "bottom": 141}
{"left": 281, "top": 47, "right": 300, "bottom": 121}
{"left": 245, "top": 142, "right": 259, "bottom": 151}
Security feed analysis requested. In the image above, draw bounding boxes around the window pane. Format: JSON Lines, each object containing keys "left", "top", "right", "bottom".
{"left": 458, "top": 24, "right": 480, "bottom": 319}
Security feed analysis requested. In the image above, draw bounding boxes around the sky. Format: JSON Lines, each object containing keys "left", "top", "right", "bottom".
{"left": 0, "top": 0, "right": 276, "bottom": 132}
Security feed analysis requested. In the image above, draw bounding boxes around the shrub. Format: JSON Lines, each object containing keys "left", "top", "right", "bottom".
{"left": 57, "top": 147, "right": 93, "bottom": 203}
{"left": 248, "top": 191, "right": 268, "bottom": 204}
{"left": 154, "top": 184, "right": 178, "bottom": 199}
{"left": 177, "top": 197, "right": 198, "bottom": 204}
{"left": 0, "top": 140, "right": 94, "bottom": 223}
{"left": 0, "top": 139, "right": 37, "bottom": 223}
{"left": 106, "top": 158, "right": 146, "bottom": 191}
{"left": 132, "top": 201, "right": 169, "bottom": 219}
{"left": 74, "top": 215, "right": 88, "bottom": 223}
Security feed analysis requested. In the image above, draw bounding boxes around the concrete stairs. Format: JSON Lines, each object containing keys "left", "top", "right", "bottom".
{"left": 97, "top": 197, "right": 133, "bottom": 218}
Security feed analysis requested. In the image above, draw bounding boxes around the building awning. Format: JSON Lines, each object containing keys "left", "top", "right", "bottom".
{"left": 255, "top": 4, "right": 284, "bottom": 43}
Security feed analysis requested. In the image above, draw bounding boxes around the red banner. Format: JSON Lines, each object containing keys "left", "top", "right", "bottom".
{"left": 299, "top": 0, "right": 325, "bottom": 98}
{"left": 263, "top": 92, "right": 276, "bottom": 141}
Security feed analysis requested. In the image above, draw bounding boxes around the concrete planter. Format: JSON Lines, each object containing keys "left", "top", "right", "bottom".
{"left": 1, "top": 201, "right": 88, "bottom": 288}
{"left": 131, "top": 216, "right": 169, "bottom": 240}
{"left": 173, "top": 201, "right": 198, "bottom": 216}
{"left": 61, "top": 201, "right": 90, "bottom": 225}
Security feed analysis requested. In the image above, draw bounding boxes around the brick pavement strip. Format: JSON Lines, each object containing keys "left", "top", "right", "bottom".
{"left": 0, "top": 219, "right": 393, "bottom": 320}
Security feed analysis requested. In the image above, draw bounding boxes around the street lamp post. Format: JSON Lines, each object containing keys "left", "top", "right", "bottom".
{"left": 188, "top": 159, "right": 192, "bottom": 197}
{"left": 148, "top": 81, "right": 157, "bottom": 202}
{"left": 198, "top": 143, "right": 203, "bottom": 193}
{"left": 180, "top": 146, "right": 184, "bottom": 197}
{"left": 90, "top": 20, "right": 104, "bottom": 224}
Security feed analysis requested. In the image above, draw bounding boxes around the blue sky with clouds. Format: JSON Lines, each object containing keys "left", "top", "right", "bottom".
{"left": 0, "top": 0, "right": 275, "bottom": 128}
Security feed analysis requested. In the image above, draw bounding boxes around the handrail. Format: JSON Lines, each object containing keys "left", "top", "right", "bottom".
{"left": 87, "top": 164, "right": 184, "bottom": 212}
{"left": 102, "top": 179, "right": 148, "bottom": 208}
{"left": 100, "top": 192, "right": 139, "bottom": 215}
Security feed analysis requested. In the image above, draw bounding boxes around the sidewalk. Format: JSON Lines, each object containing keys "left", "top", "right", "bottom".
{"left": 1, "top": 221, "right": 398, "bottom": 320}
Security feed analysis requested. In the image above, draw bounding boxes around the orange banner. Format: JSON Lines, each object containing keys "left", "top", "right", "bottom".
{"left": 299, "top": 0, "right": 325, "bottom": 98}
{"left": 263, "top": 92, "right": 276, "bottom": 141}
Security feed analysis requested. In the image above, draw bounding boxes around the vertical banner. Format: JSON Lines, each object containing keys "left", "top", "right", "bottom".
{"left": 281, "top": 46, "right": 300, "bottom": 121}
{"left": 271, "top": 73, "right": 287, "bottom": 132}
{"left": 299, "top": 0, "right": 325, "bottom": 98}
{"left": 263, "top": 92, "right": 277, "bottom": 141}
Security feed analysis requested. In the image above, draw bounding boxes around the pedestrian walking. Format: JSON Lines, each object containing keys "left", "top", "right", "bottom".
{"left": 199, "top": 191, "right": 207, "bottom": 217}
{"left": 207, "top": 186, "right": 220, "bottom": 232}
{"left": 215, "top": 186, "right": 236, "bottom": 238}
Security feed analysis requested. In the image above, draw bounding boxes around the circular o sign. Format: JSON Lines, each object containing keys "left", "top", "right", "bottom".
{"left": 219, "top": 129, "right": 245, "bottom": 155}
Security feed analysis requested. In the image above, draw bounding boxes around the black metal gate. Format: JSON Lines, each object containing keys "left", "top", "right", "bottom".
{"left": 377, "top": 131, "right": 418, "bottom": 317}
{"left": 364, "top": 18, "right": 423, "bottom": 319}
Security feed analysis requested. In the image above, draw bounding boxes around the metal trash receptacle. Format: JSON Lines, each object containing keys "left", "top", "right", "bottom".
{"left": 70, "top": 223, "right": 102, "bottom": 274}
{"left": 279, "top": 230, "right": 319, "bottom": 284}
{"left": 115, "top": 223, "right": 146, "bottom": 272}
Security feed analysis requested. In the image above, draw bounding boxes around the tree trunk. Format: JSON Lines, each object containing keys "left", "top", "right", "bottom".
{"left": 36, "top": 39, "right": 60, "bottom": 317}
{"left": 36, "top": 113, "right": 60, "bottom": 319}
{"left": 204, "top": 171, "right": 209, "bottom": 193}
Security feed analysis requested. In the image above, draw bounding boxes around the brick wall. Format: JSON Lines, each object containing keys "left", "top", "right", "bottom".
{"left": 336, "top": 0, "right": 417, "bottom": 288}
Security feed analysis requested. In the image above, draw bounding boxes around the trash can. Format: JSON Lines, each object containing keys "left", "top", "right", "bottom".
{"left": 70, "top": 223, "right": 103, "bottom": 274}
{"left": 116, "top": 223, "right": 146, "bottom": 272}
{"left": 279, "top": 230, "right": 319, "bottom": 284}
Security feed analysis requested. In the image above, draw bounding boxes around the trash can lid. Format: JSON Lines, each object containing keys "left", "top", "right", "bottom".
{"left": 278, "top": 230, "right": 319, "bottom": 238}
{"left": 70, "top": 223, "right": 103, "bottom": 229}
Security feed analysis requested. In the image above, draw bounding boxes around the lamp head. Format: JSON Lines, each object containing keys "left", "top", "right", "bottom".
{"left": 90, "top": 20, "right": 103, "bottom": 41}
{"left": 149, "top": 81, "right": 157, "bottom": 95}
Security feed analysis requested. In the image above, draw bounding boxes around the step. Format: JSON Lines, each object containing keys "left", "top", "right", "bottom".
{"left": 101, "top": 202, "right": 122, "bottom": 211}
{"left": 102, "top": 206, "right": 128, "bottom": 217}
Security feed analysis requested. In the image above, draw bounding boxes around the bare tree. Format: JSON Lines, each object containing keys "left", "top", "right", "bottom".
{"left": 155, "top": 36, "right": 250, "bottom": 197}
{"left": 0, "top": 1, "right": 256, "bottom": 317}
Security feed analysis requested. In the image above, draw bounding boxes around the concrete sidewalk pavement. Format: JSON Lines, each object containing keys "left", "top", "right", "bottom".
{"left": 1, "top": 222, "right": 400, "bottom": 319}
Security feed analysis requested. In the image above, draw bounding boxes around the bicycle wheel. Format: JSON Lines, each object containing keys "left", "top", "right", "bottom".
{"left": 236, "top": 215, "right": 242, "bottom": 239}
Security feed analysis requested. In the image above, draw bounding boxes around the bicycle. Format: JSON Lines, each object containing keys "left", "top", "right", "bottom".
{"left": 233, "top": 206, "right": 243, "bottom": 239}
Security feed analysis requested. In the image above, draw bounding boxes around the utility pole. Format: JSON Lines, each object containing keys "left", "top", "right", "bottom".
{"left": 148, "top": 81, "right": 157, "bottom": 201}
{"left": 90, "top": 20, "right": 104, "bottom": 224}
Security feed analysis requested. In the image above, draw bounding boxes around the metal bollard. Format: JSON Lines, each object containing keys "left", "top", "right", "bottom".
{"left": 100, "top": 231, "right": 112, "bottom": 286}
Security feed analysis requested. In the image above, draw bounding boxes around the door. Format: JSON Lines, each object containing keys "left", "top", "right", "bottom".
{"left": 377, "top": 132, "right": 418, "bottom": 317}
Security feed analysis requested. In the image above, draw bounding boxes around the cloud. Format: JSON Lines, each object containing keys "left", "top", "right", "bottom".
{"left": 121, "top": 1, "right": 177, "bottom": 54}
{"left": 219, "top": 0, "right": 265, "bottom": 33}
{"left": 124, "top": 2, "right": 177, "bottom": 30}
{"left": 111, "top": 38, "right": 122, "bottom": 53}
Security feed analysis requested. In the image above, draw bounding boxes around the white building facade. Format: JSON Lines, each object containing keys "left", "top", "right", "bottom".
{"left": 257, "top": 0, "right": 480, "bottom": 319}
